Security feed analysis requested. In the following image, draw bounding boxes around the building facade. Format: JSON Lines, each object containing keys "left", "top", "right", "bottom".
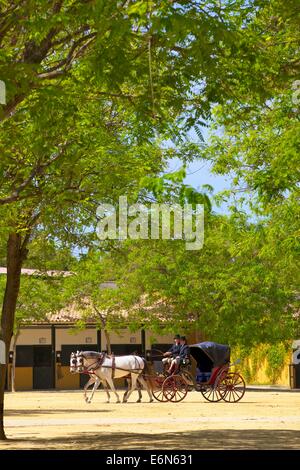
{"left": 7, "top": 322, "right": 194, "bottom": 391}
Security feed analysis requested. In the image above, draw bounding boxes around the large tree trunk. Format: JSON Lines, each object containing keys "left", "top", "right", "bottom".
{"left": 93, "top": 305, "right": 111, "bottom": 354}
{"left": 0, "top": 233, "right": 28, "bottom": 440}
{"left": 104, "top": 329, "right": 112, "bottom": 355}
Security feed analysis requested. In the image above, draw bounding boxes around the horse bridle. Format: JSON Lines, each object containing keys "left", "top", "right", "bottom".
{"left": 70, "top": 352, "right": 77, "bottom": 372}
{"left": 77, "top": 352, "right": 105, "bottom": 374}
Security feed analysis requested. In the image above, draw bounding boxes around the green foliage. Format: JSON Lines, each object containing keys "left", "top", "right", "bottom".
{"left": 0, "top": 0, "right": 298, "bottom": 361}
{"left": 0, "top": 240, "right": 74, "bottom": 330}
{"left": 74, "top": 209, "right": 297, "bottom": 347}
{"left": 202, "top": 0, "right": 300, "bottom": 230}
{"left": 266, "top": 343, "right": 288, "bottom": 383}
{"left": 232, "top": 343, "right": 290, "bottom": 384}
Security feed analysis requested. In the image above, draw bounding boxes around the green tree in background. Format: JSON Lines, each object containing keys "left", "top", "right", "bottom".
{"left": 0, "top": 0, "right": 299, "bottom": 440}
{"left": 0, "top": 0, "right": 255, "bottom": 439}
{"left": 101, "top": 212, "right": 297, "bottom": 347}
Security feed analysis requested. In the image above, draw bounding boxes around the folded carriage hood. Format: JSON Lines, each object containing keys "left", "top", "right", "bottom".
{"left": 189, "top": 341, "right": 230, "bottom": 367}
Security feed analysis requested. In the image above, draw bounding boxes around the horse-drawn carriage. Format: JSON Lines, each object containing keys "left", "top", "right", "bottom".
{"left": 150, "top": 341, "right": 246, "bottom": 403}
{"left": 70, "top": 341, "right": 246, "bottom": 404}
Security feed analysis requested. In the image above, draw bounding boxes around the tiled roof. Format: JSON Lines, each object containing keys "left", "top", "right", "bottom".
{"left": 21, "top": 300, "right": 97, "bottom": 325}
{"left": 0, "top": 267, "right": 73, "bottom": 277}
{"left": 47, "top": 301, "right": 97, "bottom": 324}
{"left": 21, "top": 296, "right": 173, "bottom": 326}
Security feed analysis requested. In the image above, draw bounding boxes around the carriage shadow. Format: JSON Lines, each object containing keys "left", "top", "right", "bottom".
{"left": 4, "top": 429, "right": 300, "bottom": 450}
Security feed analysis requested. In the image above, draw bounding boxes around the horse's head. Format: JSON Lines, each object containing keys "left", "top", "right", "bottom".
{"left": 69, "top": 352, "right": 78, "bottom": 374}
{"left": 76, "top": 351, "right": 86, "bottom": 372}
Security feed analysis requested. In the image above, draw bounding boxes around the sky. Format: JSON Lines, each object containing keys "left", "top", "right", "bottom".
{"left": 168, "top": 157, "right": 232, "bottom": 214}
{"left": 167, "top": 125, "right": 233, "bottom": 214}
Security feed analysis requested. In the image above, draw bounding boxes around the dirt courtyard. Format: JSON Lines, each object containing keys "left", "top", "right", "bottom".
{"left": 1, "top": 389, "right": 300, "bottom": 450}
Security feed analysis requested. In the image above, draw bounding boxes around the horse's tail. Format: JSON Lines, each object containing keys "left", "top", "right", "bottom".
{"left": 141, "top": 357, "right": 153, "bottom": 391}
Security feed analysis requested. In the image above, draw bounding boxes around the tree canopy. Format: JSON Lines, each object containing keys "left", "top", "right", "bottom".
{"left": 0, "top": 0, "right": 299, "bottom": 439}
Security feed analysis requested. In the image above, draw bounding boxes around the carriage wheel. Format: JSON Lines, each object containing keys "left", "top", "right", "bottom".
{"left": 181, "top": 371, "right": 195, "bottom": 392}
{"left": 151, "top": 375, "right": 169, "bottom": 402}
{"left": 162, "top": 375, "right": 188, "bottom": 402}
{"left": 220, "top": 372, "right": 246, "bottom": 403}
{"left": 200, "top": 383, "right": 226, "bottom": 402}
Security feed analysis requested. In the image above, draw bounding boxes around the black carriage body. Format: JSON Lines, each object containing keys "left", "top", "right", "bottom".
{"left": 189, "top": 342, "right": 230, "bottom": 375}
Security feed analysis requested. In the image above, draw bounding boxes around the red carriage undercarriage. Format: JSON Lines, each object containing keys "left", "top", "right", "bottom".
{"left": 151, "top": 341, "right": 246, "bottom": 403}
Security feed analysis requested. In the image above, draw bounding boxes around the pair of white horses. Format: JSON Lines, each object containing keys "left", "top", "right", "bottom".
{"left": 70, "top": 351, "right": 153, "bottom": 404}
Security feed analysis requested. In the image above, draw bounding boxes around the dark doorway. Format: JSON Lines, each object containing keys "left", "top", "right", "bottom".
{"left": 150, "top": 343, "right": 171, "bottom": 357}
{"left": 296, "top": 364, "right": 300, "bottom": 388}
{"left": 4, "top": 368, "right": 8, "bottom": 391}
{"left": 110, "top": 344, "right": 142, "bottom": 356}
{"left": 150, "top": 344, "right": 172, "bottom": 374}
{"left": 16, "top": 345, "right": 33, "bottom": 366}
{"left": 33, "top": 345, "right": 53, "bottom": 390}
{"left": 61, "top": 344, "right": 98, "bottom": 389}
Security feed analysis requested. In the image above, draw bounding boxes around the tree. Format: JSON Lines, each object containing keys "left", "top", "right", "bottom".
{"left": 62, "top": 253, "right": 128, "bottom": 355}
{"left": 0, "top": 240, "right": 74, "bottom": 391}
{"left": 1, "top": 0, "right": 297, "bottom": 440}
{"left": 98, "top": 211, "right": 298, "bottom": 347}
{"left": 0, "top": 73, "right": 167, "bottom": 438}
{"left": 202, "top": 0, "right": 300, "bottom": 210}
{"left": 200, "top": 0, "right": 300, "bottom": 340}
{"left": 0, "top": 0, "right": 257, "bottom": 439}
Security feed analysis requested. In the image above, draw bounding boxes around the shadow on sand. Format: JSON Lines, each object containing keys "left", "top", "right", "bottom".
{"left": 2, "top": 429, "right": 300, "bottom": 450}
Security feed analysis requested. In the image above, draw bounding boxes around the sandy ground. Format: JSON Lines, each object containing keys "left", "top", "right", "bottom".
{"left": 1, "top": 389, "right": 300, "bottom": 450}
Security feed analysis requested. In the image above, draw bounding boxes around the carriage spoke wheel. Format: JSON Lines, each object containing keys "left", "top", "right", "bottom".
{"left": 152, "top": 376, "right": 169, "bottom": 402}
{"left": 220, "top": 372, "right": 246, "bottom": 403}
{"left": 162, "top": 375, "right": 188, "bottom": 402}
{"left": 200, "top": 382, "right": 226, "bottom": 402}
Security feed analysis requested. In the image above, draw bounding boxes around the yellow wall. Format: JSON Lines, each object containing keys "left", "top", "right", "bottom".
{"left": 232, "top": 347, "right": 291, "bottom": 387}
{"left": 56, "top": 365, "right": 79, "bottom": 389}
{"left": 10, "top": 327, "right": 294, "bottom": 388}
{"left": 15, "top": 367, "right": 33, "bottom": 390}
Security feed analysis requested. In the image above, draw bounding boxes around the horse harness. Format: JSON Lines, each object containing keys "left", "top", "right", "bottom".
{"left": 77, "top": 351, "right": 144, "bottom": 377}
{"left": 78, "top": 352, "right": 105, "bottom": 375}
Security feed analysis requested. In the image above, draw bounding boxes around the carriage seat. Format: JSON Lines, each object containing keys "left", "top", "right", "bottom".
{"left": 179, "top": 356, "right": 191, "bottom": 372}
{"left": 196, "top": 367, "right": 211, "bottom": 383}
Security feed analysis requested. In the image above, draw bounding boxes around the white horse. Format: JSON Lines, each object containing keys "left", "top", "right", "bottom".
{"left": 83, "top": 373, "right": 111, "bottom": 403}
{"left": 83, "top": 372, "right": 144, "bottom": 404}
{"left": 70, "top": 352, "right": 143, "bottom": 404}
{"left": 75, "top": 351, "right": 153, "bottom": 403}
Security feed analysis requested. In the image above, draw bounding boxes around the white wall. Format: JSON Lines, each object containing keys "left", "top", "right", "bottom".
{"left": 56, "top": 328, "right": 97, "bottom": 349}
{"left": 101, "top": 329, "right": 141, "bottom": 349}
{"left": 12, "top": 329, "right": 51, "bottom": 349}
{"left": 145, "top": 331, "right": 174, "bottom": 350}
{"left": 10, "top": 326, "right": 174, "bottom": 351}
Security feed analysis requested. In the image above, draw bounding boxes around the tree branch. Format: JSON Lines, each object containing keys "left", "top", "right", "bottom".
{"left": 38, "top": 32, "right": 97, "bottom": 78}
{"left": 0, "top": 140, "right": 69, "bottom": 206}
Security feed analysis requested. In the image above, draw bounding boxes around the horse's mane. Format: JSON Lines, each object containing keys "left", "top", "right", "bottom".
{"left": 80, "top": 351, "right": 102, "bottom": 358}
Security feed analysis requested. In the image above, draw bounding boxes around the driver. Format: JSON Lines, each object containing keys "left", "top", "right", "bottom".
{"left": 167, "top": 336, "right": 190, "bottom": 375}
{"left": 162, "top": 335, "right": 181, "bottom": 370}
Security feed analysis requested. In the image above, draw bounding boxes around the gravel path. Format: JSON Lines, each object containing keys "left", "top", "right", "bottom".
{"left": 1, "top": 390, "right": 300, "bottom": 449}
